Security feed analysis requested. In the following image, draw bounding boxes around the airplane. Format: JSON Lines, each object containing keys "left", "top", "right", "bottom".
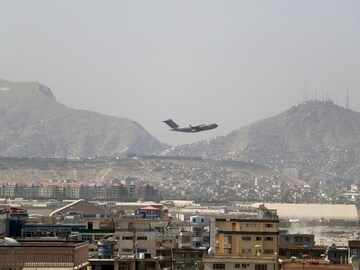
{"left": 163, "top": 119, "right": 218, "bottom": 133}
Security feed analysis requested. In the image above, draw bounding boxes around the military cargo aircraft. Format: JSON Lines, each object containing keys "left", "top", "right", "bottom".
{"left": 163, "top": 119, "right": 218, "bottom": 133}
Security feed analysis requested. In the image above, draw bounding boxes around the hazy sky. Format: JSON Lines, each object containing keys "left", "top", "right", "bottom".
{"left": 1, "top": 1, "right": 359, "bottom": 146}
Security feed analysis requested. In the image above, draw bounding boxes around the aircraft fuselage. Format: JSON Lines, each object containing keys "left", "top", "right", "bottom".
{"left": 169, "top": 123, "right": 218, "bottom": 133}
{"left": 164, "top": 119, "right": 218, "bottom": 133}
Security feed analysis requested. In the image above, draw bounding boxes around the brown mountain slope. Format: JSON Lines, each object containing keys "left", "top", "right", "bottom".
{"left": 0, "top": 80, "right": 167, "bottom": 157}
{"left": 164, "top": 101, "right": 360, "bottom": 181}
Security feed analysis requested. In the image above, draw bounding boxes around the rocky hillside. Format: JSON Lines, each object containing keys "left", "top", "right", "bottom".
{"left": 0, "top": 80, "right": 167, "bottom": 157}
{"left": 164, "top": 101, "right": 360, "bottom": 181}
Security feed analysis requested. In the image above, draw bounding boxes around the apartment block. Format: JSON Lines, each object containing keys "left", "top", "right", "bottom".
{"left": 203, "top": 206, "right": 280, "bottom": 270}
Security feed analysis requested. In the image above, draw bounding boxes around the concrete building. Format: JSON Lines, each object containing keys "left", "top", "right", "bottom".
{"left": 21, "top": 223, "right": 86, "bottom": 238}
{"left": 115, "top": 202, "right": 164, "bottom": 215}
{"left": 1, "top": 181, "right": 160, "bottom": 201}
{"left": 136, "top": 184, "right": 159, "bottom": 202}
{"left": 0, "top": 238, "right": 89, "bottom": 270}
{"left": 50, "top": 199, "right": 110, "bottom": 228}
{"left": 0, "top": 183, "right": 15, "bottom": 198}
{"left": 349, "top": 240, "right": 360, "bottom": 270}
{"left": 279, "top": 234, "right": 315, "bottom": 246}
{"left": 203, "top": 205, "right": 280, "bottom": 270}
{"left": 136, "top": 206, "right": 162, "bottom": 219}
{"left": 179, "top": 216, "right": 209, "bottom": 248}
{"left": 88, "top": 256, "right": 159, "bottom": 270}
{"left": 0, "top": 207, "right": 12, "bottom": 238}
{"left": 113, "top": 229, "right": 158, "bottom": 258}
{"left": 282, "top": 167, "right": 301, "bottom": 179}
{"left": 325, "top": 243, "right": 348, "bottom": 264}
{"left": 172, "top": 248, "right": 205, "bottom": 270}
{"left": 50, "top": 199, "right": 113, "bottom": 256}
{"left": 278, "top": 234, "right": 326, "bottom": 259}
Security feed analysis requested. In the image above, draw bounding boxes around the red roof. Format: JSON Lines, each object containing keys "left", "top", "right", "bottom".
{"left": 140, "top": 206, "right": 160, "bottom": 211}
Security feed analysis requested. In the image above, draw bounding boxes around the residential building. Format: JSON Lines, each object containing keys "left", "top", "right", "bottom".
{"left": 136, "top": 184, "right": 159, "bottom": 201}
{"left": 279, "top": 234, "right": 315, "bottom": 246}
{"left": 179, "top": 216, "right": 208, "bottom": 248}
{"left": 326, "top": 243, "right": 348, "bottom": 264}
{"left": 203, "top": 205, "right": 280, "bottom": 270}
{"left": 114, "top": 229, "right": 158, "bottom": 258}
{"left": 0, "top": 238, "right": 89, "bottom": 270}
{"left": 173, "top": 248, "right": 205, "bottom": 270}
{"left": 278, "top": 233, "right": 326, "bottom": 259}
{"left": 136, "top": 206, "right": 162, "bottom": 219}
{"left": 1, "top": 181, "right": 160, "bottom": 201}
{"left": 88, "top": 256, "right": 159, "bottom": 270}
{"left": 349, "top": 240, "right": 360, "bottom": 269}
{"left": 21, "top": 223, "right": 86, "bottom": 238}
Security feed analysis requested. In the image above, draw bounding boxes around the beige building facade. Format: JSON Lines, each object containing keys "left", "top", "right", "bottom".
{"left": 204, "top": 211, "right": 280, "bottom": 270}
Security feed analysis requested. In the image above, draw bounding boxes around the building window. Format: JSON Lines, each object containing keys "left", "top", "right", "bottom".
{"left": 232, "top": 223, "right": 236, "bottom": 230}
{"left": 224, "top": 235, "right": 232, "bottom": 244}
{"left": 119, "top": 263, "right": 131, "bottom": 270}
{"left": 246, "top": 223, "right": 256, "bottom": 228}
{"left": 235, "top": 264, "right": 240, "bottom": 268}
{"left": 138, "top": 248, "right": 147, "bottom": 253}
{"left": 122, "top": 236, "right": 133, "bottom": 240}
{"left": 241, "top": 264, "right": 249, "bottom": 269}
{"left": 137, "top": 236, "right": 147, "bottom": 240}
{"left": 255, "top": 265, "right": 267, "bottom": 270}
{"left": 193, "top": 227, "right": 202, "bottom": 237}
{"left": 224, "top": 248, "right": 231, "bottom": 254}
{"left": 265, "top": 237, "right": 273, "bottom": 241}
{"left": 242, "top": 248, "right": 251, "bottom": 254}
{"left": 295, "top": 236, "right": 303, "bottom": 243}
{"left": 256, "top": 236, "right": 262, "bottom": 241}
{"left": 94, "top": 235, "right": 102, "bottom": 240}
{"left": 213, "top": 264, "right": 225, "bottom": 269}
{"left": 81, "top": 234, "right": 92, "bottom": 241}
{"left": 181, "top": 235, "right": 191, "bottom": 243}
{"left": 265, "top": 224, "right": 273, "bottom": 228}
{"left": 264, "top": 249, "right": 273, "bottom": 254}
{"left": 242, "top": 236, "right": 251, "bottom": 241}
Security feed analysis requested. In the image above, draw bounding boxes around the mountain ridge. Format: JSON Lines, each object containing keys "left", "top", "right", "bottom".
{"left": 0, "top": 80, "right": 168, "bottom": 158}
{"left": 164, "top": 100, "right": 360, "bottom": 181}
{"left": 2, "top": 79, "right": 360, "bottom": 181}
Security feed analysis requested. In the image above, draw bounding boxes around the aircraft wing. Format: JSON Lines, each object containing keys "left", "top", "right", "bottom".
{"left": 190, "top": 124, "right": 205, "bottom": 131}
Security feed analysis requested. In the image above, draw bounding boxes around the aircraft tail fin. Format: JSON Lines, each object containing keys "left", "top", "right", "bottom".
{"left": 163, "top": 119, "right": 179, "bottom": 129}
